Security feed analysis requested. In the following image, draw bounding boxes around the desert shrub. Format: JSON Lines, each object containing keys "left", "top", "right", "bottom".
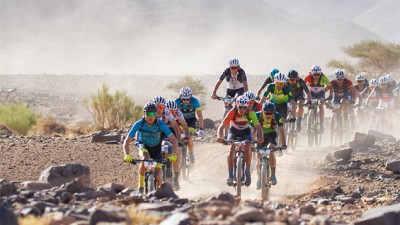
{"left": 166, "top": 75, "right": 207, "bottom": 108}
{"left": 0, "top": 103, "right": 37, "bottom": 135}
{"left": 31, "top": 117, "right": 66, "bottom": 135}
{"left": 84, "top": 84, "right": 142, "bottom": 130}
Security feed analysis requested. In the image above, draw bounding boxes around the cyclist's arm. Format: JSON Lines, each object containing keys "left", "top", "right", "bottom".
{"left": 196, "top": 109, "right": 204, "bottom": 130}
{"left": 123, "top": 121, "right": 141, "bottom": 156}
{"left": 277, "top": 126, "right": 286, "bottom": 145}
{"left": 218, "top": 111, "right": 234, "bottom": 138}
{"left": 171, "top": 121, "right": 182, "bottom": 141}
{"left": 160, "top": 121, "right": 178, "bottom": 154}
{"left": 212, "top": 79, "right": 223, "bottom": 97}
{"left": 300, "top": 80, "right": 312, "bottom": 101}
{"left": 256, "top": 79, "right": 269, "bottom": 98}
{"left": 243, "top": 80, "right": 249, "bottom": 92}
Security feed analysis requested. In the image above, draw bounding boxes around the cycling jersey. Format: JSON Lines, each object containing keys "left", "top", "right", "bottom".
{"left": 170, "top": 109, "right": 187, "bottom": 126}
{"left": 330, "top": 79, "right": 355, "bottom": 95}
{"left": 175, "top": 97, "right": 201, "bottom": 120}
{"left": 219, "top": 68, "right": 247, "bottom": 90}
{"left": 157, "top": 108, "right": 175, "bottom": 124}
{"left": 222, "top": 108, "right": 259, "bottom": 130}
{"left": 255, "top": 111, "right": 283, "bottom": 134}
{"left": 263, "top": 83, "right": 293, "bottom": 104}
{"left": 260, "top": 77, "right": 274, "bottom": 90}
{"left": 248, "top": 102, "right": 262, "bottom": 112}
{"left": 304, "top": 74, "right": 330, "bottom": 94}
{"left": 286, "top": 78, "right": 310, "bottom": 97}
{"left": 128, "top": 118, "right": 172, "bottom": 147}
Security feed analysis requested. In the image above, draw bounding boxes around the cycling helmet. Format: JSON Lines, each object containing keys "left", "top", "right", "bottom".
{"left": 385, "top": 74, "right": 393, "bottom": 81}
{"left": 235, "top": 95, "right": 249, "bottom": 107}
{"left": 274, "top": 72, "right": 286, "bottom": 82}
{"left": 152, "top": 96, "right": 166, "bottom": 105}
{"left": 180, "top": 86, "right": 192, "bottom": 98}
{"left": 311, "top": 65, "right": 322, "bottom": 73}
{"left": 243, "top": 91, "right": 256, "bottom": 101}
{"left": 229, "top": 58, "right": 240, "bottom": 67}
{"left": 334, "top": 70, "right": 346, "bottom": 79}
{"left": 165, "top": 100, "right": 177, "bottom": 111}
{"left": 369, "top": 79, "right": 378, "bottom": 86}
{"left": 355, "top": 74, "right": 365, "bottom": 81}
{"left": 287, "top": 70, "right": 299, "bottom": 79}
{"left": 270, "top": 68, "right": 280, "bottom": 78}
{"left": 262, "top": 101, "right": 276, "bottom": 112}
{"left": 379, "top": 76, "right": 389, "bottom": 84}
{"left": 143, "top": 102, "right": 157, "bottom": 112}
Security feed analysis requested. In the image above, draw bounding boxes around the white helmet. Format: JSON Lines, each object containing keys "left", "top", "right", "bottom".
{"left": 229, "top": 58, "right": 240, "bottom": 67}
{"left": 379, "top": 76, "right": 389, "bottom": 84}
{"left": 165, "top": 100, "right": 177, "bottom": 111}
{"left": 236, "top": 95, "right": 249, "bottom": 107}
{"left": 385, "top": 74, "right": 393, "bottom": 81}
{"left": 243, "top": 91, "right": 256, "bottom": 101}
{"left": 369, "top": 79, "right": 378, "bottom": 86}
{"left": 274, "top": 72, "right": 286, "bottom": 82}
{"left": 311, "top": 65, "right": 322, "bottom": 73}
{"left": 334, "top": 70, "right": 346, "bottom": 79}
{"left": 153, "top": 96, "right": 166, "bottom": 105}
{"left": 180, "top": 87, "right": 192, "bottom": 98}
{"left": 355, "top": 74, "right": 365, "bottom": 81}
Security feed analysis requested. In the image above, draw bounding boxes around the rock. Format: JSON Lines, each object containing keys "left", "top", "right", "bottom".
{"left": 0, "top": 124, "right": 16, "bottom": 136}
{"left": 354, "top": 202, "right": 400, "bottom": 225}
{"left": 297, "top": 204, "right": 316, "bottom": 216}
{"left": 309, "top": 215, "right": 331, "bottom": 225}
{"left": 63, "top": 178, "right": 85, "bottom": 194}
{"left": 216, "top": 192, "right": 235, "bottom": 205}
{"left": 89, "top": 207, "right": 130, "bottom": 225}
{"left": 385, "top": 158, "right": 400, "bottom": 174}
{"left": 349, "top": 132, "right": 376, "bottom": 150}
{"left": 152, "top": 182, "right": 178, "bottom": 199}
{"left": 0, "top": 205, "right": 18, "bottom": 225}
{"left": 59, "top": 191, "right": 73, "bottom": 203}
{"left": 138, "top": 203, "right": 176, "bottom": 212}
{"left": 160, "top": 212, "right": 191, "bottom": 225}
{"left": 325, "top": 147, "right": 353, "bottom": 162}
{"left": 20, "top": 181, "right": 52, "bottom": 191}
{"left": 203, "top": 118, "right": 215, "bottom": 129}
{"left": 0, "top": 183, "right": 17, "bottom": 196}
{"left": 99, "top": 182, "right": 125, "bottom": 193}
{"left": 233, "top": 206, "right": 267, "bottom": 223}
{"left": 91, "top": 131, "right": 121, "bottom": 143}
{"left": 368, "top": 130, "right": 397, "bottom": 142}
{"left": 38, "top": 164, "right": 90, "bottom": 187}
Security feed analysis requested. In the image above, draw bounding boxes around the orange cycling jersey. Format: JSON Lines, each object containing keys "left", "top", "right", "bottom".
{"left": 222, "top": 108, "right": 259, "bottom": 130}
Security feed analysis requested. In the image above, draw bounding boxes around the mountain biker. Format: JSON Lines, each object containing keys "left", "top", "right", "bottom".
{"left": 216, "top": 95, "right": 264, "bottom": 187}
{"left": 211, "top": 58, "right": 248, "bottom": 100}
{"left": 175, "top": 87, "right": 204, "bottom": 164}
{"left": 304, "top": 65, "right": 333, "bottom": 132}
{"left": 330, "top": 70, "right": 357, "bottom": 126}
{"left": 244, "top": 91, "right": 262, "bottom": 145}
{"left": 123, "top": 103, "right": 179, "bottom": 193}
{"left": 260, "top": 72, "right": 296, "bottom": 127}
{"left": 354, "top": 74, "right": 369, "bottom": 106}
{"left": 255, "top": 101, "right": 286, "bottom": 187}
{"left": 367, "top": 76, "right": 398, "bottom": 109}
{"left": 286, "top": 70, "right": 312, "bottom": 131}
{"left": 365, "top": 79, "right": 379, "bottom": 107}
{"left": 256, "top": 68, "right": 280, "bottom": 100}
{"left": 153, "top": 96, "right": 182, "bottom": 142}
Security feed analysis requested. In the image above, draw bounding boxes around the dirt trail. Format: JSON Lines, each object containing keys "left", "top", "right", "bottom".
{"left": 177, "top": 135, "right": 331, "bottom": 200}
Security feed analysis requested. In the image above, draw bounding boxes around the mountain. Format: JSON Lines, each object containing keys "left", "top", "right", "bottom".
{"left": 0, "top": 0, "right": 389, "bottom": 75}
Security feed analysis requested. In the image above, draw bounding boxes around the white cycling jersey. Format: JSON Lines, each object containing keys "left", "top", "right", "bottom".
{"left": 226, "top": 72, "right": 244, "bottom": 90}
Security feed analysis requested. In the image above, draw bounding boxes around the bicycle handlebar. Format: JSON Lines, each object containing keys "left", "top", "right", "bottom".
{"left": 252, "top": 146, "right": 284, "bottom": 153}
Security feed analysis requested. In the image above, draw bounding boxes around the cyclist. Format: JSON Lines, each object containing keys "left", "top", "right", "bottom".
{"left": 368, "top": 76, "right": 398, "bottom": 109}
{"left": 286, "top": 70, "right": 312, "bottom": 131}
{"left": 123, "top": 103, "right": 179, "bottom": 193}
{"left": 255, "top": 101, "right": 286, "bottom": 187}
{"left": 256, "top": 68, "right": 280, "bottom": 100}
{"left": 304, "top": 65, "right": 333, "bottom": 132}
{"left": 153, "top": 96, "right": 182, "bottom": 142}
{"left": 175, "top": 87, "right": 204, "bottom": 164}
{"left": 216, "top": 95, "right": 264, "bottom": 187}
{"left": 211, "top": 58, "right": 248, "bottom": 100}
{"left": 386, "top": 74, "right": 397, "bottom": 90}
{"left": 354, "top": 74, "right": 369, "bottom": 105}
{"left": 260, "top": 72, "right": 296, "bottom": 127}
{"left": 365, "top": 79, "right": 379, "bottom": 108}
{"left": 330, "top": 70, "right": 357, "bottom": 126}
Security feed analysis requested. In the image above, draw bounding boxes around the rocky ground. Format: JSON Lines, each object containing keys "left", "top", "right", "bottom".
{"left": 0, "top": 74, "right": 399, "bottom": 225}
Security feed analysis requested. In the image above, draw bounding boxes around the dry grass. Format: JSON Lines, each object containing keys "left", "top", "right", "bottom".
{"left": 31, "top": 118, "right": 66, "bottom": 135}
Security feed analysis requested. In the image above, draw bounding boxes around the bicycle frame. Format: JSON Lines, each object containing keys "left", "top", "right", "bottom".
{"left": 232, "top": 140, "right": 247, "bottom": 197}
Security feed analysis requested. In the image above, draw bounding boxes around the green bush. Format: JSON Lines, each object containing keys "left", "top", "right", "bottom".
{"left": 84, "top": 84, "right": 142, "bottom": 130}
{"left": 0, "top": 103, "right": 37, "bottom": 135}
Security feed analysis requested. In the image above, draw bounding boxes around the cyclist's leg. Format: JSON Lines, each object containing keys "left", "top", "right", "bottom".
{"left": 317, "top": 91, "right": 326, "bottom": 130}
{"left": 296, "top": 95, "right": 305, "bottom": 131}
{"left": 275, "top": 103, "right": 288, "bottom": 142}
{"left": 147, "top": 145, "right": 163, "bottom": 188}
{"left": 137, "top": 145, "right": 151, "bottom": 190}
{"left": 242, "top": 128, "right": 252, "bottom": 186}
{"left": 186, "top": 118, "right": 197, "bottom": 163}
{"left": 266, "top": 133, "right": 278, "bottom": 185}
{"left": 226, "top": 127, "right": 237, "bottom": 185}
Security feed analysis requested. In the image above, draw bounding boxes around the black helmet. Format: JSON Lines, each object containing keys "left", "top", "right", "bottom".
{"left": 143, "top": 102, "right": 157, "bottom": 112}
{"left": 287, "top": 70, "right": 299, "bottom": 79}
{"left": 262, "top": 101, "right": 275, "bottom": 112}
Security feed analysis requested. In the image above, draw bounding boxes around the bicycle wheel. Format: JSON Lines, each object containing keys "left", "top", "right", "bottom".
{"left": 236, "top": 156, "right": 243, "bottom": 197}
{"left": 146, "top": 174, "right": 156, "bottom": 195}
{"left": 180, "top": 145, "right": 190, "bottom": 181}
{"left": 307, "top": 110, "right": 316, "bottom": 147}
{"left": 330, "top": 113, "right": 336, "bottom": 146}
{"left": 260, "top": 161, "right": 270, "bottom": 201}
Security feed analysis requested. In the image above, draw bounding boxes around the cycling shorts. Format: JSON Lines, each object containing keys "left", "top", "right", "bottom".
{"left": 226, "top": 88, "right": 244, "bottom": 98}
{"left": 311, "top": 91, "right": 325, "bottom": 99}
{"left": 276, "top": 103, "right": 288, "bottom": 121}
{"left": 259, "top": 132, "right": 277, "bottom": 147}
{"left": 227, "top": 127, "right": 252, "bottom": 142}
{"left": 185, "top": 117, "right": 197, "bottom": 129}
{"left": 139, "top": 143, "right": 162, "bottom": 161}
{"left": 293, "top": 94, "right": 305, "bottom": 102}
{"left": 333, "top": 92, "right": 351, "bottom": 104}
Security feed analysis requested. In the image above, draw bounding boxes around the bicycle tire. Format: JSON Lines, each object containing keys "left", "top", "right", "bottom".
{"left": 236, "top": 156, "right": 243, "bottom": 197}
{"left": 330, "top": 113, "right": 336, "bottom": 145}
{"left": 147, "top": 174, "right": 156, "bottom": 195}
{"left": 307, "top": 110, "right": 315, "bottom": 147}
{"left": 260, "top": 161, "right": 270, "bottom": 201}
{"left": 180, "top": 145, "right": 190, "bottom": 181}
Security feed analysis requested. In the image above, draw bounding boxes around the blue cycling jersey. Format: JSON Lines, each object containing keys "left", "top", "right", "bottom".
{"left": 128, "top": 118, "right": 172, "bottom": 147}
{"left": 175, "top": 97, "right": 201, "bottom": 119}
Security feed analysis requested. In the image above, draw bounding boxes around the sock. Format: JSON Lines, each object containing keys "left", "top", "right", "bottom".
{"left": 174, "top": 172, "right": 179, "bottom": 182}
{"left": 228, "top": 168, "right": 233, "bottom": 178}
{"left": 139, "top": 175, "right": 145, "bottom": 188}
{"left": 271, "top": 167, "right": 276, "bottom": 177}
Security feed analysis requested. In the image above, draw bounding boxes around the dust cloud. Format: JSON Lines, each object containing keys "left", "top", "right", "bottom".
{"left": 0, "top": 0, "right": 388, "bottom": 76}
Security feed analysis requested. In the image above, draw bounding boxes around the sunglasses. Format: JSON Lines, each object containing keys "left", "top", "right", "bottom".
{"left": 156, "top": 105, "right": 165, "bottom": 110}
{"left": 146, "top": 111, "right": 156, "bottom": 117}
{"left": 182, "top": 98, "right": 191, "bottom": 101}
{"left": 275, "top": 81, "right": 285, "bottom": 85}
{"left": 289, "top": 79, "right": 296, "bottom": 82}
{"left": 230, "top": 66, "right": 239, "bottom": 70}
{"left": 248, "top": 100, "right": 255, "bottom": 105}
{"left": 313, "top": 73, "right": 321, "bottom": 76}
{"left": 264, "top": 112, "right": 273, "bottom": 115}
{"left": 238, "top": 106, "right": 247, "bottom": 110}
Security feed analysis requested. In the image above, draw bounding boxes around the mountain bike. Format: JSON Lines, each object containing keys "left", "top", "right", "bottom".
{"left": 179, "top": 134, "right": 191, "bottom": 181}
{"left": 232, "top": 138, "right": 247, "bottom": 197}
{"left": 130, "top": 158, "right": 168, "bottom": 195}
{"left": 252, "top": 146, "right": 283, "bottom": 200}
{"left": 329, "top": 102, "right": 354, "bottom": 145}
{"left": 285, "top": 102, "right": 299, "bottom": 150}
{"left": 307, "top": 99, "right": 323, "bottom": 147}
{"left": 217, "top": 96, "right": 237, "bottom": 139}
